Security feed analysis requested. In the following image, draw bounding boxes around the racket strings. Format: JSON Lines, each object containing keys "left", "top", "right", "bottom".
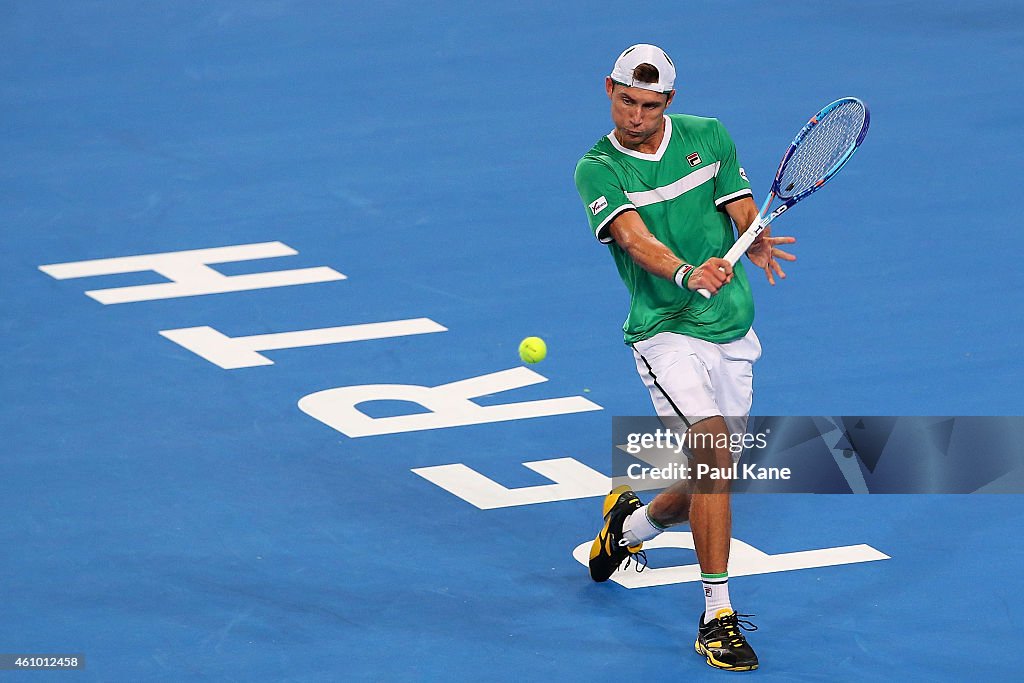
{"left": 777, "top": 101, "right": 866, "bottom": 199}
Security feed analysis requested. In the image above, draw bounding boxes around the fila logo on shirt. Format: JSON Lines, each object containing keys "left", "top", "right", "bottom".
{"left": 686, "top": 152, "right": 702, "bottom": 167}
{"left": 739, "top": 167, "right": 748, "bottom": 181}
{"left": 589, "top": 196, "right": 608, "bottom": 215}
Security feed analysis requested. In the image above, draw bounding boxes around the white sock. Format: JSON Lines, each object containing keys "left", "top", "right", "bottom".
{"left": 622, "top": 504, "right": 666, "bottom": 546}
{"left": 701, "top": 572, "right": 732, "bottom": 622}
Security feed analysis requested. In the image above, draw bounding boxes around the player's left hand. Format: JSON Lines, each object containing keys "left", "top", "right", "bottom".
{"left": 746, "top": 227, "right": 796, "bottom": 286}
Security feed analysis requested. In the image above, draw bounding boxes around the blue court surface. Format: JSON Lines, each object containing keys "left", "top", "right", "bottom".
{"left": 3, "top": 1, "right": 1023, "bottom": 680}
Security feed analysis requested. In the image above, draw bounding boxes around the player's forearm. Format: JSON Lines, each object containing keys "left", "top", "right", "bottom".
{"left": 608, "top": 212, "right": 685, "bottom": 282}
{"left": 613, "top": 224, "right": 684, "bottom": 281}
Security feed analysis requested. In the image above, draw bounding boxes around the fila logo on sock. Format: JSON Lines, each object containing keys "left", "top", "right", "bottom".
{"left": 686, "top": 152, "right": 702, "bottom": 167}
{"left": 705, "top": 586, "right": 713, "bottom": 597}
{"left": 589, "top": 196, "right": 608, "bottom": 215}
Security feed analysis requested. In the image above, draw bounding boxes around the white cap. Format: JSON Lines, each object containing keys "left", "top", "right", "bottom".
{"left": 609, "top": 44, "right": 676, "bottom": 93}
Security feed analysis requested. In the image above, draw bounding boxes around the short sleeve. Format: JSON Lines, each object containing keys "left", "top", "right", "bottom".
{"left": 712, "top": 120, "right": 753, "bottom": 209}
{"left": 574, "top": 156, "right": 636, "bottom": 244}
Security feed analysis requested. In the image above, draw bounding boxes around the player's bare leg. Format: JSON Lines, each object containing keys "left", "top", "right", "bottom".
{"left": 645, "top": 480, "right": 692, "bottom": 524}
{"left": 647, "top": 416, "right": 759, "bottom": 671}
{"left": 679, "top": 416, "right": 733, "bottom": 573}
{"left": 620, "top": 415, "right": 733, "bottom": 568}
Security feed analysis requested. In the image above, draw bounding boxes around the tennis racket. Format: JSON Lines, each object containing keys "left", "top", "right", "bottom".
{"left": 697, "top": 96, "right": 870, "bottom": 298}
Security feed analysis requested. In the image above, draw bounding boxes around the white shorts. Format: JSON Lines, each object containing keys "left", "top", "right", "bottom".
{"left": 631, "top": 328, "right": 762, "bottom": 438}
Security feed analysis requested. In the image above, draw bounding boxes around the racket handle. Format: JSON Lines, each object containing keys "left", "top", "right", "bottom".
{"left": 696, "top": 216, "right": 766, "bottom": 298}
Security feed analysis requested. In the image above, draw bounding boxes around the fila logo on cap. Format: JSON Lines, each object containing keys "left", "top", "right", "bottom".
{"left": 589, "top": 196, "right": 608, "bottom": 215}
{"left": 686, "top": 152, "right": 702, "bottom": 167}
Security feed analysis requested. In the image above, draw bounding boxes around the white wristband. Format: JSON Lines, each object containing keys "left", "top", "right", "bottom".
{"left": 673, "top": 263, "right": 695, "bottom": 289}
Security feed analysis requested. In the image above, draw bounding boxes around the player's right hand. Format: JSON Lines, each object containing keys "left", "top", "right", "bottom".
{"left": 687, "top": 257, "right": 733, "bottom": 295}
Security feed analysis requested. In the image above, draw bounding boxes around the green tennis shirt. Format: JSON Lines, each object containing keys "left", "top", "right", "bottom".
{"left": 575, "top": 114, "right": 755, "bottom": 344}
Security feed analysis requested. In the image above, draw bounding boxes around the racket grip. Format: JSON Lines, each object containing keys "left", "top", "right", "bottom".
{"left": 696, "top": 216, "right": 765, "bottom": 298}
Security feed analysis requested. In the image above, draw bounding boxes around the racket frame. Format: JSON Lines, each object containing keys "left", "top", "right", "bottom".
{"left": 696, "top": 96, "right": 870, "bottom": 298}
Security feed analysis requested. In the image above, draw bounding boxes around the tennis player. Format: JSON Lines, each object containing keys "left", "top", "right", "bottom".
{"left": 574, "top": 44, "right": 796, "bottom": 671}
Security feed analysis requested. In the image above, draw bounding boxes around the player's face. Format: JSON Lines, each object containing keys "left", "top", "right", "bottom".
{"left": 606, "top": 79, "right": 674, "bottom": 147}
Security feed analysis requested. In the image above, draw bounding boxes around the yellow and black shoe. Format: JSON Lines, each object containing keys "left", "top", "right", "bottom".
{"left": 694, "top": 609, "right": 759, "bottom": 671}
{"left": 588, "top": 485, "right": 645, "bottom": 582}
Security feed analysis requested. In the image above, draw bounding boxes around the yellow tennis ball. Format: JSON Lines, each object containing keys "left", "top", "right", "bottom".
{"left": 518, "top": 336, "right": 547, "bottom": 364}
